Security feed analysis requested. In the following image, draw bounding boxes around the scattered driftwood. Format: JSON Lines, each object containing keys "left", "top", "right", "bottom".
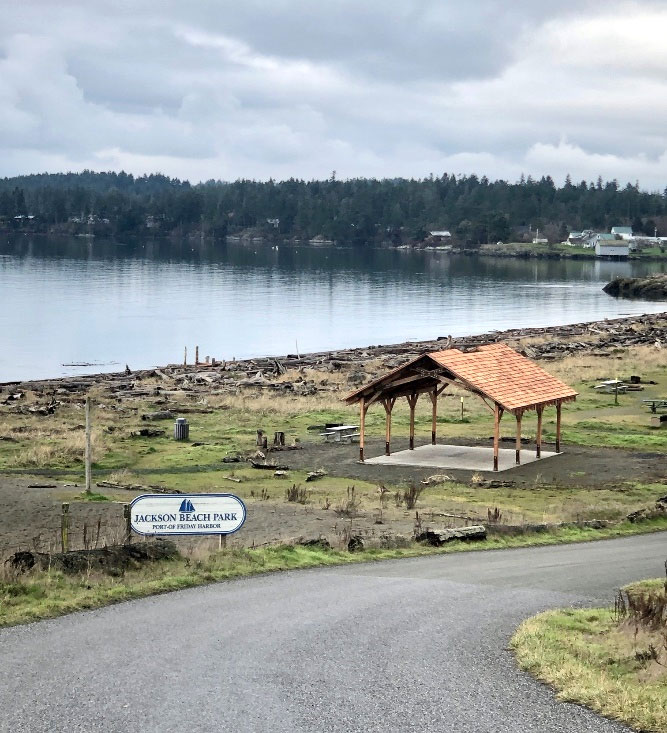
{"left": 427, "top": 510, "right": 483, "bottom": 522}
{"left": 416, "top": 525, "right": 487, "bottom": 546}
{"left": 27, "top": 483, "right": 57, "bottom": 489}
{"left": 141, "top": 410, "right": 174, "bottom": 421}
{"left": 96, "top": 481, "right": 177, "bottom": 494}
{"left": 471, "top": 479, "right": 515, "bottom": 488}
{"left": 130, "top": 427, "right": 165, "bottom": 438}
{"left": 6, "top": 540, "right": 179, "bottom": 575}
{"left": 2, "top": 313, "right": 665, "bottom": 418}
{"left": 627, "top": 495, "right": 667, "bottom": 523}
{"left": 250, "top": 460, "right": 289, "bottom": 470}
{"left": 305, "top": 469, "right": 327, "bottom": 482}
{"left": 421, "top": 474, "right": 454, "bottom": 486}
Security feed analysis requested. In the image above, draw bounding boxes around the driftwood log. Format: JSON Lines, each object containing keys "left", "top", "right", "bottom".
{"left": 6, "top": 540, "right": 179, "bottom": 575}
{"left": 416, "top": 525, "right": 487, "bottom": 546}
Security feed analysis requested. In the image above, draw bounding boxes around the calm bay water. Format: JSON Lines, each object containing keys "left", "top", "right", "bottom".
{"left": 1, "top": 235, "right": 665, "bottom": 382}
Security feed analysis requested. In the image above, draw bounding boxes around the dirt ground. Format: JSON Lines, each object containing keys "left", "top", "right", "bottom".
{"left": 1, "top": 437, "right": 664, "bottom": 561}
{"left": 0, "top": 475, "right": 423, "bottom": 560}
{"left": 284, "top": 437, "right": 666, "bottom": 488}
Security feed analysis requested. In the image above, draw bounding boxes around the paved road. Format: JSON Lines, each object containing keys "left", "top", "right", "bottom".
{"left": 1, "top": 533, "right": 666, "bottom": 732}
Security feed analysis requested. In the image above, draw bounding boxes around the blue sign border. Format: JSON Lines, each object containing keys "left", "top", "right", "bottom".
{"left": 129, "top": 493, "right": 247, "bottom": 536}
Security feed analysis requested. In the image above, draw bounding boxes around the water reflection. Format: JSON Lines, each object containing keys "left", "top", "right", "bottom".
{"left": 0, "top": 235, "right": 664, "bottom": 381}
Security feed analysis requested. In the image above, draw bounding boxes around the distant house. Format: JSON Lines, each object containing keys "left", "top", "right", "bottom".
{"left": 596, "top": 240, "right": 629, "bottom": 258}
{"left": 429, "top": 230, "right": 451, "bottom": 239}
{"left": 567, "top": 230, "right": 595, "bottom": 247}
{"left": 611, "top": 226, "right": 633, "bottom": 240}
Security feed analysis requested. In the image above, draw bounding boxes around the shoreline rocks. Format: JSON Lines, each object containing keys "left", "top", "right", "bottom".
{"left": 603, "top": 274, "right": 667, "bottom": 301}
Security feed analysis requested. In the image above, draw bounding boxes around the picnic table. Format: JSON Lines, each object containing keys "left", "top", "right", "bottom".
{"left": 594, "top": 380, "right": 627, "bottom": 394}
{"left": 321, "top": 425, "right": 360, "bottom": 443}
{"left": 643, "top": 399, "right": 667, "bottom": 413}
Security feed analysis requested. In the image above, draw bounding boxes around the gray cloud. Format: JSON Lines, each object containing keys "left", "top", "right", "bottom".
{"left": 1, "top": 1, "right": 666, "bottom": 188}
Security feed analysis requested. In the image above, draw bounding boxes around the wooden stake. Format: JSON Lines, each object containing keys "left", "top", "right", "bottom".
{"left": 515, "top": 410, "right": 522, "bottom": 465}
{"left": 536, "top": 406, "right": 543, "bottom": 458}
{"left": 85, "top": 396, "right": 92, "bottom": 495}
{"left": 359, "top": 397, "right": 366, "bottom": 462}
{"left": 195, "top": 345, "right": 199, "bottom": 365}
{"left": 61, "top": 503, "right": 70, "bottom": 553}
{"left": 556, "top": 402, "right": 562, "bottom": 453}
{"left": 184, "top": 346, "right": 187, "bottom": 366}
{"left": 407, "top": 393, "right": 418, "bottom": 450}
{"left": 493, "top": 403, "right": 501, "bottom": 471}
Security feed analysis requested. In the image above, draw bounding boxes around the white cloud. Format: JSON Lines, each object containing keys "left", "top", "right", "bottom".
{"left": 0, "top": 1, "right": 666, "bottom": 188}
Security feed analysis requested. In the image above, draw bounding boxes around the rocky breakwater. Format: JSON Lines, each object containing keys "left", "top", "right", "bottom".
{"left": 603, "top": 274, "right": 667, "bottom": 301}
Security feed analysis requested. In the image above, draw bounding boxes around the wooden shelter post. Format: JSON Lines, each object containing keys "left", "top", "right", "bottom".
{"left": 429, "top": 388, "right": 438, "bottom": 445}
{"left": 536, "top": 405, "right": 543, "bottom": 458}
{"left": 555, "top": 402, "right": 562, "bottom": 452}
{"left": 382, "top": 398, "right": 396, "bottom": 456}
{"left": 359, "top": 397, "right": 366, "bottom": 462}
{"left": 515, "top": 410, "right": 523, "bottom": 465}
{"left": 493, "top": 402, "right": 502, "bottom": 471}
{"left": 407, "top": 393, "right": 419, "bottom": 450}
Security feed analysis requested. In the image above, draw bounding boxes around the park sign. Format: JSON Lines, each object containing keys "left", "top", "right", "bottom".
{"left": 130, "top": 493, "right": 246, "bottom": 536}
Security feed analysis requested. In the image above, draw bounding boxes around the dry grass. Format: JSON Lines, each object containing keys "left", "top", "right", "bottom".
{"left": 513, "top": 578, "right": 667, "bottom": 732}
{"left": 6, "top": 428, "right": 105, "bottom": 468}
{"left": 549, "top": 344, "right": 666, "bottom": 384}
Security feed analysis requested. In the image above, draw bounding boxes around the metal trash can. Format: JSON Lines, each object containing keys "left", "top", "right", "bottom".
{"left": 174, "top": 417, "right": 189, "bottom": 441}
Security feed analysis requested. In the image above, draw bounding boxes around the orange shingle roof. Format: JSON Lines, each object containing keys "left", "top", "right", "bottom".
{"left": 428, "top": 343, "right": 577, "bottom": 412}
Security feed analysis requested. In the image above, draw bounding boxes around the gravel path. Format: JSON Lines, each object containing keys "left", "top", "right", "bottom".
{"left": 1, "top": 533, "right": 665, "bottom": 732}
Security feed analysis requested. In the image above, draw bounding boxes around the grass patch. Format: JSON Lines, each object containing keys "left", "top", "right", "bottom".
{"left": 2, "top": 518, "right": 667, "bottom": 629}
{"left": 76, "top": 491, "right": 110, "bottom": 502}
{"left": 512, "top": 578, "right": 667, "bottom": 732}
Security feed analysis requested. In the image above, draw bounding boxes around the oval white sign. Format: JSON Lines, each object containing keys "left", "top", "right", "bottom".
{"left": 130, "top": 493, "right": 246, "bottom": 536}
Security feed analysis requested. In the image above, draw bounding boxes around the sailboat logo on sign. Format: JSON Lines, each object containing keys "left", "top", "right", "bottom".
{"left": 179, "top": 498, "right": 195, "bottom": 513}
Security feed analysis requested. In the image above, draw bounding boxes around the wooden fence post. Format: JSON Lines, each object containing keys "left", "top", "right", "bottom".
{"left": 61, "top": 503, "right": 70, "bottom": 553}
{"left": 123, "top": 504, "right": 132, "bottom": 545}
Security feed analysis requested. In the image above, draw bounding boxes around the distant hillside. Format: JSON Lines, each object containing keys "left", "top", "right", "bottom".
{"left": 1, "top": 170, "right": 665, "bottom": 244}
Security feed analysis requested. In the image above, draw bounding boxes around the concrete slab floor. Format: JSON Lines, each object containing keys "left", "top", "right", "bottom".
{"left": 364, "top": 443, "right": 559, "bottom": 472}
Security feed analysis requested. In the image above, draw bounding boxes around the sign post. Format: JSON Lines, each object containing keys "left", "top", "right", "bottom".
{"left": 129, "top": 494, "right": 246, "bottom": 537}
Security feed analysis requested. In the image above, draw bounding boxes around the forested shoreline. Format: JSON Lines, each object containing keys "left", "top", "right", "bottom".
{"left": 1, "top": 170, "right": 666, "bottom": 245}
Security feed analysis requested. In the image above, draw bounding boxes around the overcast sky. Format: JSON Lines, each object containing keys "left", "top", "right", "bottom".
{"left": 2, "top": 1, "right": 667, "bottom": 188}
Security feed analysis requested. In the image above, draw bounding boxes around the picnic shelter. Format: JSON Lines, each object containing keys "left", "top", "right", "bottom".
{"left": 344, "top": 343, "right": 577, "bottom": 471}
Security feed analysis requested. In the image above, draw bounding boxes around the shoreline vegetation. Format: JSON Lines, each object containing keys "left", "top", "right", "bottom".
{"left": 3, "top": 170, "right": 667, "bottom": 254}
{"left": 512, "top": 578, "right": 667, "bottom": 732}
{"left": 3, "top": 519, "right": 667, "bottom": 629}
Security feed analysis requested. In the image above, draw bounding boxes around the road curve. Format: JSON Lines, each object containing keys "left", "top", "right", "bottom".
{"left": 2, "top": 533, "right": 666, "bottom": 733}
